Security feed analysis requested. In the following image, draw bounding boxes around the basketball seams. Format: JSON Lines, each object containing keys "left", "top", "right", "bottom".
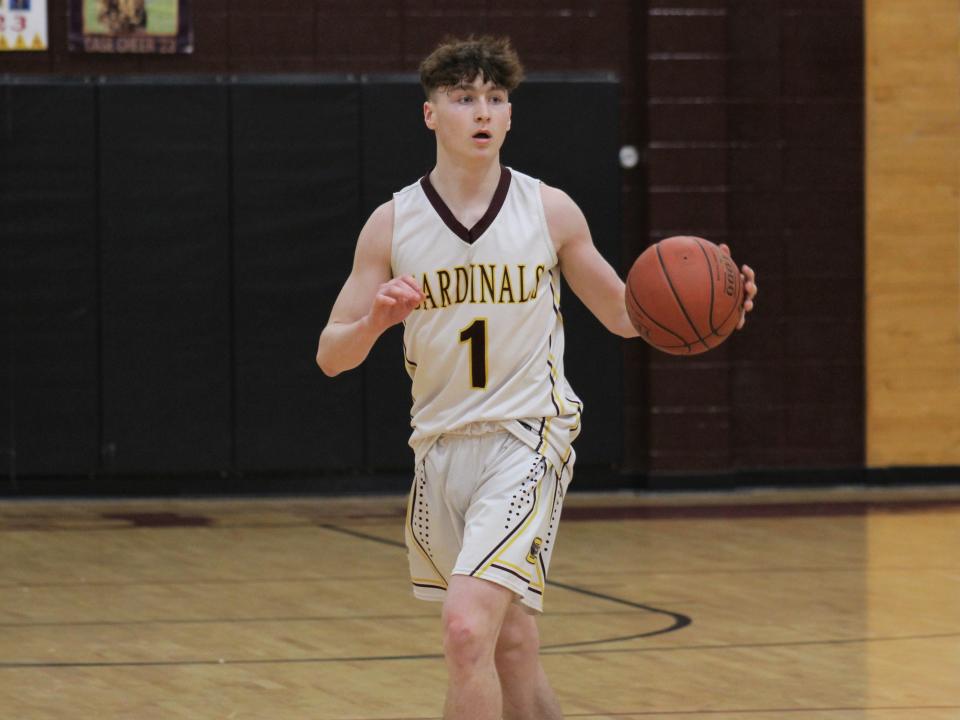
{"left": 625, "top": 235, "right": 742, "bottom": 355}
{"left": 712, "top": 273, "right": 744, "bottom": 338}
{"left": 710, "top": 251, "right": 744, "bottom": 338}
{"left": 696, "top": 236, "right": 743, "bottom": 336}
{"left": 626, "top": 281, "right": 692, "bottom": 352}
{"left": 693, "top": 237, "right": 718, "bottom": 333}
{"left": 654, "top": 243, "right": 710, "bottom": 352}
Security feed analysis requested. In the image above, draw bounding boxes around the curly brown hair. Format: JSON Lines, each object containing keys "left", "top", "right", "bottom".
{"left": 419, "top": 36, "right": 525, "bottom": 98}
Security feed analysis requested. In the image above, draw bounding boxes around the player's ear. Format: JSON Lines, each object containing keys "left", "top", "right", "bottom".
{"left": 507, "top": 102, "right": 512, "bottom": 131}
{"left": 424, "top": 100, "right": 437, "bottom": 130}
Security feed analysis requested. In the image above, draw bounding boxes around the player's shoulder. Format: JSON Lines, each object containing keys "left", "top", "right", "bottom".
{"left": 538, "top": 181, "right": 573, "bottom": 208}
{"left": 394, "top": 176, "right": 423, "bottom": 199}
{"left": 539, "top": 183, "right": 585, "bottom": 226}
{"left": 503, "top": 167, "right": 578, "bottom": 215}
{"left": 537, "top": 183, "right": 588, "bottom": 253}
{"left": 391, "top": 175, "right": 430, "bottom": 218}
{"left": 357, "top": 199, "right": 395, "bottom": 254}
{"left": 504, "top": 166, "right": 538, "bottom": 185}
{"left": 367, "top": 198, "right": 395, "bottom": 228}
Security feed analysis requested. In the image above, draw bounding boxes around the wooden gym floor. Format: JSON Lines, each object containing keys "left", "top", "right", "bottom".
{"left": 1, "top": 485, "right": 958, "bottom": 719}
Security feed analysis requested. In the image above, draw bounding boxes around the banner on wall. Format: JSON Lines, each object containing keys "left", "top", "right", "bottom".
{"left": 0, "top": 0, "right": 49, "bottom": 51}
{"left": 68, "top": 0, "right": 192, "bottom": 54}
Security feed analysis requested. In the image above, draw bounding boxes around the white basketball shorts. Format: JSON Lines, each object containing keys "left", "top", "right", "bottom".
{"left": 404, "top": 427, "right": 574, "bottom": 613}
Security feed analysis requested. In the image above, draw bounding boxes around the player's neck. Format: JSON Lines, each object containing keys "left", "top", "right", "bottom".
{"left": 428, "top": 154, "right": 502, "bottom": 209}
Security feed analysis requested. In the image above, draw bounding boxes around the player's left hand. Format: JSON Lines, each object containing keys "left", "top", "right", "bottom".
{"left": 719, "top": 244, "right": 757, "bottom": 330}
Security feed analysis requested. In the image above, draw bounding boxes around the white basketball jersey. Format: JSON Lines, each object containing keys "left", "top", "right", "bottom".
{"left": 391, "top": 167, "right": 582, "bottom": 472}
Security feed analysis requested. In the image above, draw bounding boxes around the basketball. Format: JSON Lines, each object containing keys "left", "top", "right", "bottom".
{"left": 625, "top": 235, "right": 744, "bottom": 355}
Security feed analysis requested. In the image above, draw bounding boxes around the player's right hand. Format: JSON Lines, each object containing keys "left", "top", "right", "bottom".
{"left": 367, "top": 275, "right": 425, "bottom": 332}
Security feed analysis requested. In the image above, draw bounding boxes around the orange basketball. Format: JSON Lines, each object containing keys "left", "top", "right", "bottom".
{"left": 625, "top": 236, "right": 743, "bottom": 355}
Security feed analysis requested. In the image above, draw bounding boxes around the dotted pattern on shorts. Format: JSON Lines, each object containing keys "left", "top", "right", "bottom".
{"left": 505, "top": 456, "right": 546, "bottom": 530}
{"left": 412, "top": 462, "right": 433, "bottom": 558}
{"left": 542, "top": 468, "right": 565, "bottom": 556}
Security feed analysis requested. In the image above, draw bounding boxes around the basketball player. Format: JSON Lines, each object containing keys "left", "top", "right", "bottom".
{"left": 317, "top": 36, "right": 757, "bottom": 720}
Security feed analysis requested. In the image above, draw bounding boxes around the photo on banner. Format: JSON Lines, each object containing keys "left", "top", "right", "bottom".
{"left": 0, "top": 0, "right": 49, "bottom": 51}
{"left": 68, "top": 0, "right": 192, "bottom": 54}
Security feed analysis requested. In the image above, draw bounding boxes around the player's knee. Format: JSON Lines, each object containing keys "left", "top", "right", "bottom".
{"left": 495, "top": 614, "right": 539, "bottom": 672}
{"left": 442, "top": 611, "right": 497, "bottom": 671}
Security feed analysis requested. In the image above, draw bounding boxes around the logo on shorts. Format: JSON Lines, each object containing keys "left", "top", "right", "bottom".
{"left": 526, "top": 537, "right": 543, "bottom": 564}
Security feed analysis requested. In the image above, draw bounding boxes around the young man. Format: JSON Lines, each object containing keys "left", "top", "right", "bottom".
{"left": 317, "top": 36, "right": 757, "bottom": 720}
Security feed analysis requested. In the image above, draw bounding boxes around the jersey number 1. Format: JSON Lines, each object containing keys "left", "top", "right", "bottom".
{"left": 459, "top": 318, "right": 487, "bottom": 389}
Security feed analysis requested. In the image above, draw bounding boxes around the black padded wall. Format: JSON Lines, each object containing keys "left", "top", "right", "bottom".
{"left": 1, "top": 87, "right": 14, "bottom": 481}
{"left": 4, "top": 83, "right": 100, "bottom": 476}
{"left": 502, "top": 78, "right": 623, "bottom": 467}
{"left": 232, "top": 80, "right": 363, "bottom": 472}
{"left": 99, "top": 82, "right": 231, "bottom": 474}
{"left": 360, "top": 79, "right": 436, "bottom": 471}
{"left": 2, "top": 75, "right": 622, "bottom": 491}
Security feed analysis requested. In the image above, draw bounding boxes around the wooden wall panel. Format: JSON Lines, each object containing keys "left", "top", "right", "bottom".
{"left": 866, "top": 0, "right": 960, "bottom": 466}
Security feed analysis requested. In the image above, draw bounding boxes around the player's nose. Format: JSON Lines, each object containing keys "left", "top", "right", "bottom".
{"left": 475, "top": 98, "right": 491, "bottom": 122}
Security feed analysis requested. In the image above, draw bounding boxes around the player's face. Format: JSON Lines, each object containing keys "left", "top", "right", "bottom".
{"left": 424, "top": 76, "right": 512, "bottom": 161}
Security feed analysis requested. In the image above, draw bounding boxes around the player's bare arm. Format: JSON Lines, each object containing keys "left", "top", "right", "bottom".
{"left": 542, "top": 184, "right": 639, "bottom": 339}
{"left": 544, "top": 185, "right": 758, "bottom": 336}
{"left": 316, "top": 201, "right": 425, "bottom": 376}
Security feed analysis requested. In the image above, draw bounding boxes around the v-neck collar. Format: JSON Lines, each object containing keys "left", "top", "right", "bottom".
{"left": 419, "top": 166, "right": 512, "bottom": 245}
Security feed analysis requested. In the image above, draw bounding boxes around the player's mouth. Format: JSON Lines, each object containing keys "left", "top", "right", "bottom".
{"left": 472, "top": 130, "right": 493, "bottom": 144}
